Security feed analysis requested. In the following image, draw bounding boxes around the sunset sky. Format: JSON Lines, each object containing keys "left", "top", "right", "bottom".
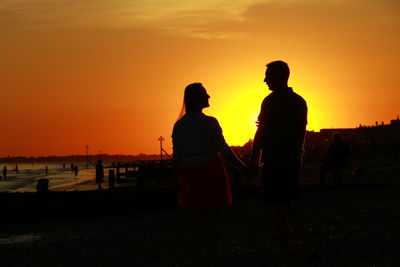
{"left": 1, "top": 0, "right": 399, "bottom": 157}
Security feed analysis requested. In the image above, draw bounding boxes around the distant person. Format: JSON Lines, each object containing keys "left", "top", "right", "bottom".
{"left": 320, "top": 132, "right": 350, "bottom": 185}
{"left": 249, "top": 61, "right": 309, "bottom": 264}
{"left": 74, "top": 165, "right": 79, "bottom": 176}
{"left": 15, "top": 165, "right": 19, "bottom": 174}
{"left": 172, "top": 83, "right": 246, "bottom": 266}
{"left": 95, "top": 160, "right": 104, "bottom": 189}
{"left": 3, "top": 166, "right": 7, "bottom": 179}
{"left": 45, "top": 165, "right": 48, "bottom": 174}
{"left": 63, "top": 163, "right": 66, "bottom": 169}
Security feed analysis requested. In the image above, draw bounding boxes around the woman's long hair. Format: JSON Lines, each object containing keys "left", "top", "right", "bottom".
{"left": 177, "top": 83, "right": 204, "bottom": 120}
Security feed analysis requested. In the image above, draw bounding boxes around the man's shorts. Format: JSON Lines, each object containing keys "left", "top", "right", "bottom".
{"left": 260, "top": 165, "right": 301, "bottom": 204}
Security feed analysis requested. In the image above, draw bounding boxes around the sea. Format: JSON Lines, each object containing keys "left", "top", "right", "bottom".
{"left": 0, "top": 162, "right": 97, "bottom": 193}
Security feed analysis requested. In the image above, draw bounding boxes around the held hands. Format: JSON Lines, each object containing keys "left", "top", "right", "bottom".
{"left": 228, "top": 156, "right": 260, "bottom": 184}
{"left": 246, "top": 160, "right": 260, "bottom": 178}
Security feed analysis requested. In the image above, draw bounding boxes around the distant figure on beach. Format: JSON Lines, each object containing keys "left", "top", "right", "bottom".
{"left": 63, "top": 163, "right": 66, "bottom": 169}
{"left": 74, "top": 165, "right": 79, "bottom": 176}
{"left": 95, "top": 160, "right": 104, "bottom": 189}
{"left": 172, "top": 83, "right": 246, "bottom": 266}
{"left": 3, "top": 166, "right": 7, "bottom": 179}
{"left": 15, "top": 165, "right": 19, "bottom": 174}
{"left": 45, "top": 165, "right": 48, "bottom": 174}
{"left": 320, "top": 132, "right": 350, "bottom": 185}
{"left": 249, "top": 61, "right": 309, "bottom": 264}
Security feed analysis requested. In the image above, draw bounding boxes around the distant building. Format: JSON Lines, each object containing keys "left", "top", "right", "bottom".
{"left": 391, "top": 116, "right": 400, "bottom": 126}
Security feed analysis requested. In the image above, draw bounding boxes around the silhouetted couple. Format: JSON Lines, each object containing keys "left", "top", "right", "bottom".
{"left": 172, "top": 61, "right": 308, "bottom": 266}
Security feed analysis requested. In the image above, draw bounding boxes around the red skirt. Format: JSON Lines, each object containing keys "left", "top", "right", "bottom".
{"left": 178, "top": 154, "right": 232, "bottom": 210}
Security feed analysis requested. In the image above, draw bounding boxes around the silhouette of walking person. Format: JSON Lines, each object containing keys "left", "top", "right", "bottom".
{"left": 172, "top": 83, "right": 246, "bottom": 267}
{"left": 249, "top": 61, "right": 309, "bottom": 264}
{"left": 320, "top": 132, "right": 350, "bottom": 186}
{"left": 95, "top": 160, "right": 104, "bottom": 189}
{"left": 74, "top": 165, "right": 79, "bottom": 176}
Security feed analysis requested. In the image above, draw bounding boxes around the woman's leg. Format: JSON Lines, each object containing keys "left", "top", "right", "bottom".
{"left": 190, "top": 210, "right": 205, "bottom": 266}
{"left": 203, "top": 208, "right": 221, "bottom": 266}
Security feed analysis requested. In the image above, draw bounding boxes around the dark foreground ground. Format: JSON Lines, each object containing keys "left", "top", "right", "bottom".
{"left": 0, "top": 163, "right": 399, "bottom": 267}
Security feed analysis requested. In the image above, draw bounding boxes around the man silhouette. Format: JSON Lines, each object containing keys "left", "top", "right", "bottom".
{"left": 250, "top": 60, "right": 308, "bottom": 262}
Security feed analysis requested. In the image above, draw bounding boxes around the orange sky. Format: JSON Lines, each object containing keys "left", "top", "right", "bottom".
{"left": 0, "top": 0, "right": 399, "bottom": 157}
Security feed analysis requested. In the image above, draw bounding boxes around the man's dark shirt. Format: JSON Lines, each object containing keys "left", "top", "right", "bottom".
{"left": 255, "top": 87, "right": 307, "bottom": 168}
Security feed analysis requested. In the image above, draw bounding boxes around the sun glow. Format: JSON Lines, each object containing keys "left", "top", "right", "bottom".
{"left": 1, "top": 0, "right": 398, "bottom": 156}
{"left": 212, "top": 78, "right": 325, "bottom": 147}
{"left": 210, "top": 80, "right": 266, "bottom": 146}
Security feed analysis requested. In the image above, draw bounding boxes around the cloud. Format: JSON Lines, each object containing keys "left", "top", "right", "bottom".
{"left": 0, "top": 0, "right": 269, "bottom": 34}
{"left": 1, "top": 0, "right": 398, "bottom": 40}
{"left": 177, "top": 0, "right": 400, "bottom": 40}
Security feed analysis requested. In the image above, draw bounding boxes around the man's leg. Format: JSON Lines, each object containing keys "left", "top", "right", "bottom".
{"left": 271, "top": 203, "right": 290, "bottom": 258}
{"left": 286, "top": 202, "right": 307, "bottom": 244}
{"left": 332, "top": 169, "right": 342, "bottom": 185}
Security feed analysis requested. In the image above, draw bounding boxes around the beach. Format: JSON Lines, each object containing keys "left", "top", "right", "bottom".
{"left": 0, "top": 183, "right": 399, "bottom": 266}
{"left": 0, "top": 162, "right": 142, "bottom": 193}
{"left": 0, "top": 163, "right": 99, "bottom": 193}
{"left": 0, "top": 158, "right": 399, "bottom": 266}
{"left": 0, "top": 155, "right": 399, "bottom": 266}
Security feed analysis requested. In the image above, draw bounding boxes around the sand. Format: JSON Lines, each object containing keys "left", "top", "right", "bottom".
{"left": 0, "top": 180, "right": 399, "bottom": 267}
{"left": 0, "top": 155, "right": 399, "bottom": 266}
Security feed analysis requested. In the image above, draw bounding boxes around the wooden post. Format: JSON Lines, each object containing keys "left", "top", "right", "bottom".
{"left": 108, "top": 169, "right": 115, "bottom": 189}
{"left": 116, "top": 162, "right": 121, "bottom": 183}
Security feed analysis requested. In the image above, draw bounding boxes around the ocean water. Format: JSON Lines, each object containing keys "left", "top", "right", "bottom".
{"left": 0, "top": 162, "right": 96, "bottom": 193}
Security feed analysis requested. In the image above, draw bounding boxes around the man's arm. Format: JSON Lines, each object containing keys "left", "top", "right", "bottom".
{"left": 250, "top": 99, "right": 268, "bottom": 165}
{"left": 250, "top": 126, "right": 263, "bottom": 165}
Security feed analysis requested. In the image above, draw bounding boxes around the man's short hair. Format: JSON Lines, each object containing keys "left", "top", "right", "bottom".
{"left": 266, "top": 60, "right": 290, "bottom": 82}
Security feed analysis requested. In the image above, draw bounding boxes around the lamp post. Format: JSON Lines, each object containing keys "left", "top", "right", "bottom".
{"left": 158, "top": 136, "right": 165, "bottom": 162}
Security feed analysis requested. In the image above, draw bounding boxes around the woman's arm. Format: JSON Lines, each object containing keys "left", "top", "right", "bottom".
{"left": 213, "top": 119, "right": 247, "bottom": 170}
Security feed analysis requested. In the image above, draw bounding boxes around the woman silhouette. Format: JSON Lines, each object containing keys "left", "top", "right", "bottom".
{"left": 172, "top": 83, "right": 246, "bottom": 266}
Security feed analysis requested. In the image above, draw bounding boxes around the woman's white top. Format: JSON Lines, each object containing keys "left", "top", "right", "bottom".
{"left": 172, "top": 112, "right": 230, "bottom": 165}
